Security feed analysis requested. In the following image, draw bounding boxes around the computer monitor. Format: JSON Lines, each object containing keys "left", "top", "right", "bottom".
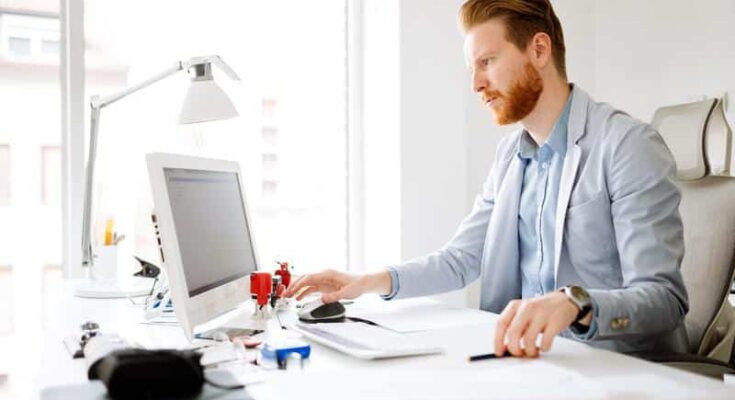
{"left": 147, "top": 153, "right": 260, "bottom": 341}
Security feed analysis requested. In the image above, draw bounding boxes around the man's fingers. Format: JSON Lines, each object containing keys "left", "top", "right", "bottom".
{"left": 295, "top": 286, "right": 319, "bottom": 301}
{"left": 505, "top": 301, "right": 534, "bottom": 357}
{"left": 522, "top": 317, "right": 546, "bottom": 358}
{"left": 283, "top": 275, "right": 310, "bottom": 298}
{"left": 494, "top": 300, "right": 520, "bottom": 356}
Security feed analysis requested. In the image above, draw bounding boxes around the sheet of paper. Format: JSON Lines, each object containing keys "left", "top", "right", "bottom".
{"left": 348, "top": 301, "right": 494, "bottom": 333}
{"left": 595, "top": 373, "right": 727, "bottom": 399}
{"left": 255, "top": 362, "right": 608, "bottom": 400}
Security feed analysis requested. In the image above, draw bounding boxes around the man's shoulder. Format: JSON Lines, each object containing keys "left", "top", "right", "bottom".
{"left": 580, "top": 92, "right": 675, "bottom": 178}
{"left": 583, "top": 95, "right": 653, "bottom": 145}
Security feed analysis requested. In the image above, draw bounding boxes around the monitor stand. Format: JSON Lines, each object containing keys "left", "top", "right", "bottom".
{"left": 193, "top": 302, "right": 269, "bottom": 341}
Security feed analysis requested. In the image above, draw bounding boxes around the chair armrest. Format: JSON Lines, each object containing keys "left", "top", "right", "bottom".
{"left": 628, "top": 351, "right": 735, "bottom": 380}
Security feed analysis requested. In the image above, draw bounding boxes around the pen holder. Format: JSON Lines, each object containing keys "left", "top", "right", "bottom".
{"left": 93, "top": 245, "right": 119, "bottom": 281}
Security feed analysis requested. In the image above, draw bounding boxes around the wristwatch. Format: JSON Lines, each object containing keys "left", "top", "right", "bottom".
{"left": 560, "top": 286, "right": 592, "bottom": 332}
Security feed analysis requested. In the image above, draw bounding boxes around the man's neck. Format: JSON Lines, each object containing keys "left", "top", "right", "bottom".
{"left": 521, "top": 79, "right": 571, "bottom": 146}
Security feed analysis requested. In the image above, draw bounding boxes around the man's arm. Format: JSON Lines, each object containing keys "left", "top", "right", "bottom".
{"left": 387, "top": 143, "right": 502, "bottom": 300}
{"left": 586, "top": 123, "right": 688, "bottom": 340}
{"left": 284, "top": 159, "right": 498, "bottom": 304}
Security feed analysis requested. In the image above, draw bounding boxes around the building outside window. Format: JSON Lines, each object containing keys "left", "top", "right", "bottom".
{"left": 0, "top": 145, "right": 9, "bottom": 206}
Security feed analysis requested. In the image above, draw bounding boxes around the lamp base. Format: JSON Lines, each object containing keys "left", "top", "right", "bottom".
{"left": 74, "top": 277, "right": 153, "bottom": 299}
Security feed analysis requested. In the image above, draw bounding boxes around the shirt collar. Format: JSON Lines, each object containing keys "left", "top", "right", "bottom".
{"left": 517, "top": 91, "right": 573, "bottom": 160}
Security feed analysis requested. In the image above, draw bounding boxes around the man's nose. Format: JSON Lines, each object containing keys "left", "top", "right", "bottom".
{"left": 473, "top": 71, "right": 488, "bottom": 94}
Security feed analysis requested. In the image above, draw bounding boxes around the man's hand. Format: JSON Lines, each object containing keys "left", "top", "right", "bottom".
{"left": 282, "top": 269, "right": 392, "bottom": 303}
{"left": 494, "top": 292, "right": 591, "bottom": 357}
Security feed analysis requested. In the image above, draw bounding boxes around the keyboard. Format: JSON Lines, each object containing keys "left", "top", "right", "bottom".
{"left": 292, "top": 321, "right": 443, "bottom": 360}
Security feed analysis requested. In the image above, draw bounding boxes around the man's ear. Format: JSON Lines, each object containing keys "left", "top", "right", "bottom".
{"left": 528, "top": 32, "right": 552, "bottom": 69}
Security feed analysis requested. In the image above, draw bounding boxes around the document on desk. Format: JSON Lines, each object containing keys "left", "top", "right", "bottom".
{"left": 258, "top": 362, "right": 608, "bottom": 400}
{"left": 348, "top": 300, "right": 494, "bottom": 333}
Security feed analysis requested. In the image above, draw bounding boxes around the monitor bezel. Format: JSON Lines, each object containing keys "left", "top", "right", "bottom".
{"left": 147, "top": 152, "right": 260, "bottom": 341}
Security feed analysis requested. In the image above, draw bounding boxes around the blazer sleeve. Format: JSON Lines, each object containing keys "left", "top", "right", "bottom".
{"left": 388, "top": 139, "right": 506, "bottom": 299}
{"left": 587, "top": 123, "right": 688, "bottom": 340}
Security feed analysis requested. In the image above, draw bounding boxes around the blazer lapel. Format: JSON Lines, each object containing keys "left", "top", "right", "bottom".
{"left": 553, "top": 84, "right": 590, "bottom": 283}
{"left": 553, "top": 144, "right": 581, "bottom": 282}
{"left": 480, "top": 150, "right": 525, "bottom": 310}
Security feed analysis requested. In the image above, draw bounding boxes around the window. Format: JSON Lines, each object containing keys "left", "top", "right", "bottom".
{"left": 41, "top": 39, "right": 59, "bottom": 55}
{"left": 0, "top": 145, "right": 9, "bottom": 206}
{"left": 0, "top": 5, "right": 61, "bottom": 352}
{"left": 41, "top": 146, "right": 61, "bottom": 206}
{"left": 262, "top": 153, "right": 278, "bottom": 172}
{"left": 1, "top": 13, "right": 60, "bottom": 63}
{"left": 85, "top": 0, "right": 349, "bottom": 273}
{"left": 8, "top": 36, "right": 31, "bottom": 57}
{"left": 0, "top": 265, "right": 11, "bottom": 335}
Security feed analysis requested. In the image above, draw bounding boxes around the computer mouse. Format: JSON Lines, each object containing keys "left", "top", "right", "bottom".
{"left": 298, "top": 299, "right": 346, "bottom": 322}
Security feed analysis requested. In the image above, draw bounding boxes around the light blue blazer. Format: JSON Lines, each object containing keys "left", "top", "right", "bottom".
{"left": 392, "top": 85, "right": 689, "bottom": 353}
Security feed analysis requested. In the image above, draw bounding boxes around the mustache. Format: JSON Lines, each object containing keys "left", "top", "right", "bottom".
{"left": 481, "top": 90, "right": 503, "bottom": 103}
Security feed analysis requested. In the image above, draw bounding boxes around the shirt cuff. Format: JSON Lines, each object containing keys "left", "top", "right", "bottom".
{"left": 568, "top": 295, "right": 599, "bottom": 341}
{"left": 381, "top": 267, "right": 400, "bottom": 301}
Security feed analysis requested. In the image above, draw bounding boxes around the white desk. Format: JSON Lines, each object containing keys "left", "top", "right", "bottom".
{"left": 19, "top": 283, "right": 735, "bottom": 399}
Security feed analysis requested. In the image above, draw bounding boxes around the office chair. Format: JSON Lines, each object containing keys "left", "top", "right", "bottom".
{"left": 630, "top": 97, "right": 735, "bottom": 379}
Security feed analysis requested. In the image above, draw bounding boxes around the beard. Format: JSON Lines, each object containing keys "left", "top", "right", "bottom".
{"left": 482, "top": 62, "right": 543, "bottom": 125}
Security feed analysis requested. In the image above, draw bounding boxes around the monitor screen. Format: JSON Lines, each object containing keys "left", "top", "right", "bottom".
{"left": 163, "top": 168, "right": 257, "bottom": 297}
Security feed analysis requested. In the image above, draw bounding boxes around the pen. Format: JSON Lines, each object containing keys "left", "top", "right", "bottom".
{"left": 468, "top": 350, "right": 512, "bottom": 362}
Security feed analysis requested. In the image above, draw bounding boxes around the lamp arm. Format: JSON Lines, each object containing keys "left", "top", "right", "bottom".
{"left": 81, "top": 62, "right": 186, "bottom": 267}
{"left": 92, "top": 62, "right": 185, "bottom": 109}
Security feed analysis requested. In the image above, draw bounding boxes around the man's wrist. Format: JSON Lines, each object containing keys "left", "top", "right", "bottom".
{"left": 578, "top": 310, "right": 593, "bottom": 326}
{"left": 364, "top": 271, "right": 393, "bottom": 296}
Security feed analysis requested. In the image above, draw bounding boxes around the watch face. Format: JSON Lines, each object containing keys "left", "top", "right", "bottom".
{"left": 570, "top": 286, "right": 590, "bottom": 304}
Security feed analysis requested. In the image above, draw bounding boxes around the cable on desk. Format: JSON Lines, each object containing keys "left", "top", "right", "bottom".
{"left": 275, "top": 310, "right": 287, "bottom": 330}
{"left": 204, "top": 377, "right": 245, "bottom": 391}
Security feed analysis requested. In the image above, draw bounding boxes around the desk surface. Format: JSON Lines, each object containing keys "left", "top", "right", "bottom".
{"left": 9, "top": 283, "right": 735, "bottom": 399}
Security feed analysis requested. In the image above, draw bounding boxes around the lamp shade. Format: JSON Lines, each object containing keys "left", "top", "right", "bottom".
{"left": 178, "top": 79, "right": 239, "bottom": 124}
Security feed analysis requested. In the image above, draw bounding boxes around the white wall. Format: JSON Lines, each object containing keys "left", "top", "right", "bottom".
{"left": 362, "top": 0, "right": 402, "bottom": 272}
{"left": 585, "top": 0, "right": 735, "bottom": 124}
{"left": 361, "top": 0, "right": 472, "bottom": 306}
{"left": 398, "top": 0, "right": 470, "bottom": 306}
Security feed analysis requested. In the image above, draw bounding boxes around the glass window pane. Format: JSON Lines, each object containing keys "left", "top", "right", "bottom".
{"left": 41, "top": 39, "right": 59, "bottom": 55}
{"left": 0, "top": 266, "right": 11, "bottom": 336}
{"left": 41, "top": 146, "right": 61, "bottom": 206}
{"left": 85, "top": 0, "right": 348, "bottom": 274}
{"left": 0, "top": 145, "right": 9, "bottom": 206}
{"left": 8, "top": 37, "right": 31, "bottom": 57}
{"left": 0, "top": 4, "right": 61, "bottom": 378}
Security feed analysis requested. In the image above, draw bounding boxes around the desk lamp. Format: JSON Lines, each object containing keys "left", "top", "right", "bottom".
{"left": 75, "top": 55, "right": 241, "bottom": 298}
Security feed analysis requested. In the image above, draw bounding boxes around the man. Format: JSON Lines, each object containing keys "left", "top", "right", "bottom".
{"left": 284, "top": 0, "right": 689, "bottom": 357}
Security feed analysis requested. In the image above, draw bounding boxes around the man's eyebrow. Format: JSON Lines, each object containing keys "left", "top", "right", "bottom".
{"left": 472, "top": 51, "right": 498, "bottom": 63}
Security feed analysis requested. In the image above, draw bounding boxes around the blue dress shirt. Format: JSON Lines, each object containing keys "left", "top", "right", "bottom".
{"left": 516, "top": 95, "right": 597, "bottom": 339}
{"left": 517, "top": 96, "right": 572, "bottom": 299}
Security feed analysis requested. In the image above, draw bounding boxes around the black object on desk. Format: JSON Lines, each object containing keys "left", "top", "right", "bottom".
{"left": 42, "top": 370, "right": 248, "bottom": 400}
{"left": 468, "top": 350, "right": 512, "bottom": 362}
{"left": 89, "top": 349, "right": 206, "bottom": 399}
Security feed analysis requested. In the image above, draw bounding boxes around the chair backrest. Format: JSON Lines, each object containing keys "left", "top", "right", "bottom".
{"left": 652, "top": 98, "right": 735, "bottom": 354}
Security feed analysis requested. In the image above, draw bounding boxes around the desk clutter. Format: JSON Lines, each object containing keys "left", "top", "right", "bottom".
{"left": 60, "top": 318, "right": 310, "bottom": 399}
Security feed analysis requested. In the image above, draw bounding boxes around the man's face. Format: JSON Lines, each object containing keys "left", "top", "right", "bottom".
{"left": 464, "top": 19, "right": 543, "bottom": 125}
